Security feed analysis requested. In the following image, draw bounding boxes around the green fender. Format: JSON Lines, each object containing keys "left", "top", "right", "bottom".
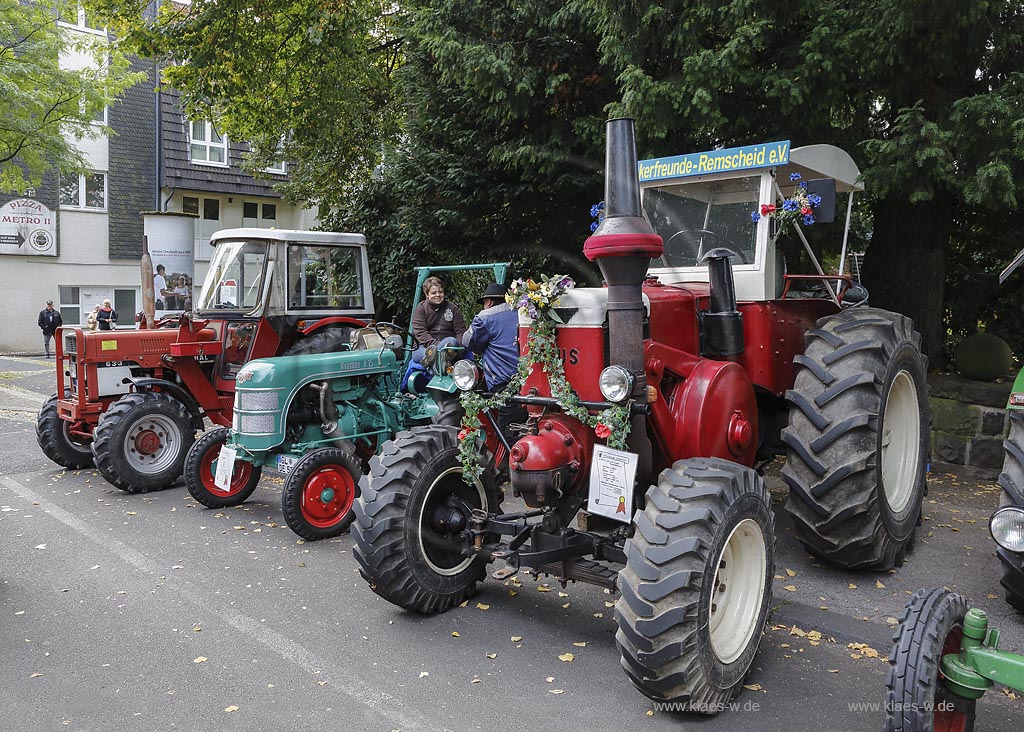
{"left": 1008, "top": 368, "right": 1024, "bottom": 411}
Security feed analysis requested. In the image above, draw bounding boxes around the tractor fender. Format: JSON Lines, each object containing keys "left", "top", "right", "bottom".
{"left": 127, "top": 377, "right": 205, "bottom": 430}
{"left": 653, "top": 359, "right": 758, "bottom": 466}
{"left": 1007, "top": 368, "right": 1024, "bottom": 411}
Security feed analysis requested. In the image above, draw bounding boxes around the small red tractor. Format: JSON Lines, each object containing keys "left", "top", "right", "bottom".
{"left": 353, "top": 120, "right": 930, "bottom": 710}
{"left": 37, "top": 229, "right": 374, "bottom": 493}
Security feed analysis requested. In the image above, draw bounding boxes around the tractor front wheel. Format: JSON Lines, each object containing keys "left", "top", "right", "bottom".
{"left": 36, "top": 394, "right": 93, "bottom": 469}
{"left": 184, "top": 428, "right": 262, "bottom": 508}
{"left": 616, "top": 458, "right": 774, "bottom": 711}
{"left": 885, "top": 588, "right": 977, "bottom": 732}
{"left": 92, "top": 392, "right": 196, "bottom": 493}
{"left": 352, "top": 425, "right": 500, "bottom": 613}
{"left": 783, "top": 307, "right": 928, "bottom": 570}
{"left": 281, "top": 448, "right": 361, "bottom": 540}
{"left": 997, "top": 411, "right": 1024, "bottom": 613}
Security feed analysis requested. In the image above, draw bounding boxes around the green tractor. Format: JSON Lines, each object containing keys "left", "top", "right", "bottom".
{"left": 182, "top": 262, "right": 508, "bottom": 540}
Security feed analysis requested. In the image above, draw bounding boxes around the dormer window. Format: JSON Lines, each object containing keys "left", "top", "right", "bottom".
{"left": 189, "top": 121, "right": 229, "bottom": 167}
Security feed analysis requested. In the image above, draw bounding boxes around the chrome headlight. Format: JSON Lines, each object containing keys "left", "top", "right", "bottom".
{"left": 599, "top": 365, "right": 635, "bottom": 403}
{"left": 991, "top": 506, "right": 1024, "bottom": 553}
{"left": 452, "top": 360, "right": 481, "bottom": 391}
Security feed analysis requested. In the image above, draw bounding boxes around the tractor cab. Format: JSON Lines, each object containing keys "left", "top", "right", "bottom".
{"left": 191, "top": 229, "right": 375, "bottom": 382}
{"left": 639, "top": 141, "right": 864, "bottom": 302}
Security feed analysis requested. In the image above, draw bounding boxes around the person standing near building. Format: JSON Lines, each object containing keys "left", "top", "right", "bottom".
{"left": 154, "top": 264, "right": 172, "bottom": 309}
{"left": 96, "top": 299, "right": 117, "bottom": 330}
{"left": 37, "top": 300, "right": 62, "bottom": 358}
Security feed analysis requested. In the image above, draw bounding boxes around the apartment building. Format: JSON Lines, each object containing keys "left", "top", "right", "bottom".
{"left": 0, "top": 13, "right": 317, "bottom": 354}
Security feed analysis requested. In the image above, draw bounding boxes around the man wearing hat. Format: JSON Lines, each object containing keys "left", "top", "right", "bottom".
{"left": 38, "top": 300, "right": 62, "bottom": 358}
{"left": 463, "top": 282, "right": 524, "bottom": 440}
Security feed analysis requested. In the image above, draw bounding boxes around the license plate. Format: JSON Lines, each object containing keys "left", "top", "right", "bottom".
{"left": 214, "top": 446, "right": 237, "bottom": 491}
{"left": 277, "top": 454, "right": 299, "bottom": 475}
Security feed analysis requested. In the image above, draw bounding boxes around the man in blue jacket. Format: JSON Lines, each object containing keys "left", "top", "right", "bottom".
{"left": 463, "top": 282, "right": 524, "bottom": 443}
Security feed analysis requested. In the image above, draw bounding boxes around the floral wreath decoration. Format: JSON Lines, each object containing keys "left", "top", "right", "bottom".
{"left": 457, "top": 272, "right": 633, "bottom": 481}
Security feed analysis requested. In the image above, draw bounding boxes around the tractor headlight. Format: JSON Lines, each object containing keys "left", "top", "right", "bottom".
{"left": 599, "top": 366, "right": 635, "bottom": 403}
{"left": 990, "top": 506, "right": 1024, "bottom": 553}
{"left": 452, "top": 360, "right": 481, "bottom": 391}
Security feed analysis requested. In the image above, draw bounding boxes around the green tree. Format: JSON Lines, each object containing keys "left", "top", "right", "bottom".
{"left": 584, "top": 0, "right": 1024, "bottom": 364}
{"left": 0, "top": 0, "right": 139, "bottom": 192}
{"left": 94, "top": 0, "right": 403, "bottom": 214}
{"left": 334, "top": 0, "right": 617, "bottom": 317}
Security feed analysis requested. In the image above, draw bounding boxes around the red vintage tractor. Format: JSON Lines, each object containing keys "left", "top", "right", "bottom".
{"left": 37, "top": 229, "right": 374, "bottom": 493}
{"left": 352, "top": 120, "right": 929, "bottom": 710}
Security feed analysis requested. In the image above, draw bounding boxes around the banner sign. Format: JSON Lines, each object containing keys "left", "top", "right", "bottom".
{"left": 145, "top": 213, "right": 196, "bottom": 317}
{"left": 639, "top": 141, "right": 790, "bottom": 183}
{"left": 0, "top": 199, "right": 56, "bottom": 256}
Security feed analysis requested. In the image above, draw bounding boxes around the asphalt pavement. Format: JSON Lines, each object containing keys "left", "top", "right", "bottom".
{"left": 2, "top": 354, "right": 1022, "bottom": 732}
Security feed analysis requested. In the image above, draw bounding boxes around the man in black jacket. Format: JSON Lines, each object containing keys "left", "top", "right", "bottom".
{"left": 38, "top": 300, "right": 62, "bottom": 358}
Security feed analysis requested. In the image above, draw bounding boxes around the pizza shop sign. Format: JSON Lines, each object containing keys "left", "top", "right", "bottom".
{"left": 0, "top": 198, "right": 56, "bottom": 256}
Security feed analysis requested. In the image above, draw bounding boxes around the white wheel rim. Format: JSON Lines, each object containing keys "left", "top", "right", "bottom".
{"left": 708, "top": 518, "right": 767, "bottom": 665}
{"left": 123, "top": 413, "right": 182, "bottom": 475}
{"left": 881, "top": 370, "right": 920, "bottom": 514}
{"left": 417, "top": 466, "right": 486, "bottom": 576}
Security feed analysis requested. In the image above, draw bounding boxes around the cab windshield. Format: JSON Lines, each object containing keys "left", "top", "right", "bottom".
{"left": 643, "top": 174, "right": 761, "bottom": 267}
{"left": 196, "top": 239, "right": 270, "bottom": 312}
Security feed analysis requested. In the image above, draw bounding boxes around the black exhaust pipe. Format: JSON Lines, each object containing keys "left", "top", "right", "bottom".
{"left": 583, "top": 119, "right": 662, "bottom": 480}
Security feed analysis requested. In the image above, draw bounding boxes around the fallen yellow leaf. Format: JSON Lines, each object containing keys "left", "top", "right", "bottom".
{"left": 486, "top": 653, "right": 496, "bottom": 659}
{"left": 828, "top": 669, "right": 839, "bottom": 673}
{"left": 743, "top": 683, "right": 764, "bottom": 692}
{"left": 511, "top": 636, "right": 523, "bottom": 642}
{"left": 451, "top": 631, "right": 460, "bottom": 637}
{"left": 573, "top": 642, "right": 587, "bottom": 647}
{"left": 783, "top": 585, "right": 797, "bottom": 592}
{"left": 549, "top": 689, "right": 565, "bottom": 694}
{"left": 419, "top": 671, "right": 429, "bottom": 678}
{"left": 785, "top": 568, "right": 796, "bottom": 577}
{"left": 471, "top": 678, "right": 481, "bottom": 684}
{"left": 558, "top": 653, "right": 575, "bottom": 662}
{"left": 193, "top": 625, "right": 202, "bottom": 632}
{"left": 875, "top": 580, "right": 885, "bottom": 589}
{"left": 848, "top": 583, "right": 858, "bottom": 589}
{"left": 646, "top": 710, "right": 654, "bottom": 716}
{"left": 477, "top": 603, "right": 490, "bottom": 610}
{"left": 224, "top": 705, "right": 239, "bottom": 713}
{"left": 193, "top": 656, "right": 207, "bottom": 664}
{"left": 546, "top": 676, "right": 555, "bottom": 683}
{"left": 538, "top": 585, "right": 552, "bottom": 593}
{"left": 30, "top": 672, "right": 43, "bottom": 678}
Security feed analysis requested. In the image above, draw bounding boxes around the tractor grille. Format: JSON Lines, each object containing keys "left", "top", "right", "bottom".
{"left": 141, "top": 337, "right": 167, "bottom": 353}
{"left": 240, "top": 414, "right": 275, "bottom": 433}
{"left": 239, "top": 391, "right": 279, "bottom": 411}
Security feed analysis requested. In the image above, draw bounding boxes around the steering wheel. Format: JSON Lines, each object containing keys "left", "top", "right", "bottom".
{"left": 373, "top": 321, "right": 414, "bottom": 347}
{"left": 662, "top": 229, "right": 750, "bottom": 266}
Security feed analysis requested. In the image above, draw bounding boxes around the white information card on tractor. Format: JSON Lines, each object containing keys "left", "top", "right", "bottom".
{"left": 214, "top": 446, "right": 237, "bottom": 491}
{"left": 587, "top": 445, "right": 638, "bottom": 523}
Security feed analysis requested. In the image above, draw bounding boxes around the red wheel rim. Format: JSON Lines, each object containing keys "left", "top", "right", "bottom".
{"left": 300, "top": 465, "right": 356, "bottom": 528}
{"left": 200, "top": 442, "right": 253, "bottom": 496}
{"left": 935, "top": 626, "right": 969, "bottom": 732}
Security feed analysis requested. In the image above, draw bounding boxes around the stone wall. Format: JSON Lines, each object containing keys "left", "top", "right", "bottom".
{"left": 929, "top": 373, "right": 1013, "bottom": 478}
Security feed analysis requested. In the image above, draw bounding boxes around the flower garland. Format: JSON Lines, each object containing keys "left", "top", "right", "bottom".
{"left": 458, "top": 274, "right": 633, "bottom": 481}
{"left": 751, "top": 172, "right": 822, "bottom": 240}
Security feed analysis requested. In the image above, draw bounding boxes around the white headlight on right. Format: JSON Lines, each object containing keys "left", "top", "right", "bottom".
{"left": 452, "top": 360, "right": 481, "bottom": 391}
{"left": 599, "top": 365, "right": 634, "bottom": 403}
{"left": 991, "top": 506, "right": 1024, "bottom": 553}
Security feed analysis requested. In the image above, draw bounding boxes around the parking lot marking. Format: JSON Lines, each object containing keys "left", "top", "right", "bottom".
{"left": 0, "top": 473, "right": 465, "bottom": 732}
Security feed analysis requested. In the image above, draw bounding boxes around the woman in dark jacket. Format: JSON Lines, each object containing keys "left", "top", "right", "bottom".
{"left": 96, "top": 299, "right": 118, "bottom": 331}
{"left": 411, "top": 276, "right": 466, "bottom": 348}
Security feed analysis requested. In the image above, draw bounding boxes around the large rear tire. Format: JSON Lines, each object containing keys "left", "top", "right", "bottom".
{"left": 184, "top": 428, "right": 262, "bottom": 508}
{"left": 281, "top": 447, "right": 361, "bottom": 540}
{"left": 997, "top": 411, "right": 1024, "bottom": 612}
{"left": 352, "top": 425, "right": 500, "bottom": 613}
{"left": 616, "top": 458, "right": 774, "bottom": 711}
{"left": 783, "top": 307, "right": 928, "bottom": 570}
{"left": 36, "top": 394, "right": 93, "bottom": 469}
{"left": 885, "top": 588, "right": 976, "bottom": 732}
{"left": 92, "top": 392, "right": 196, "bottom": 493}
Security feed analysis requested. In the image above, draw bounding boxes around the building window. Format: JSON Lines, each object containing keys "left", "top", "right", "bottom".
{"left": 187, "top": 195, "right": 222, "bottom": 261}
{"left": 242, "top": 201, "right": 278, "bottom": 229}
{"left": 58, "top": 286, "right": 81, "bottom": 325}
{"left": 58, "top": 3, "right": 105, "bottom": 33}
{"left": 189, "top": 121, "right": 229, "bottom": 167}
{"left": 182, "top": 196, "right": 199, "bottom": 216}
{"left": 60, "top": 172, "right": 107, "bottom": 209}
{"left": 114, "top": 289, "right": 137, "bottom": 322}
